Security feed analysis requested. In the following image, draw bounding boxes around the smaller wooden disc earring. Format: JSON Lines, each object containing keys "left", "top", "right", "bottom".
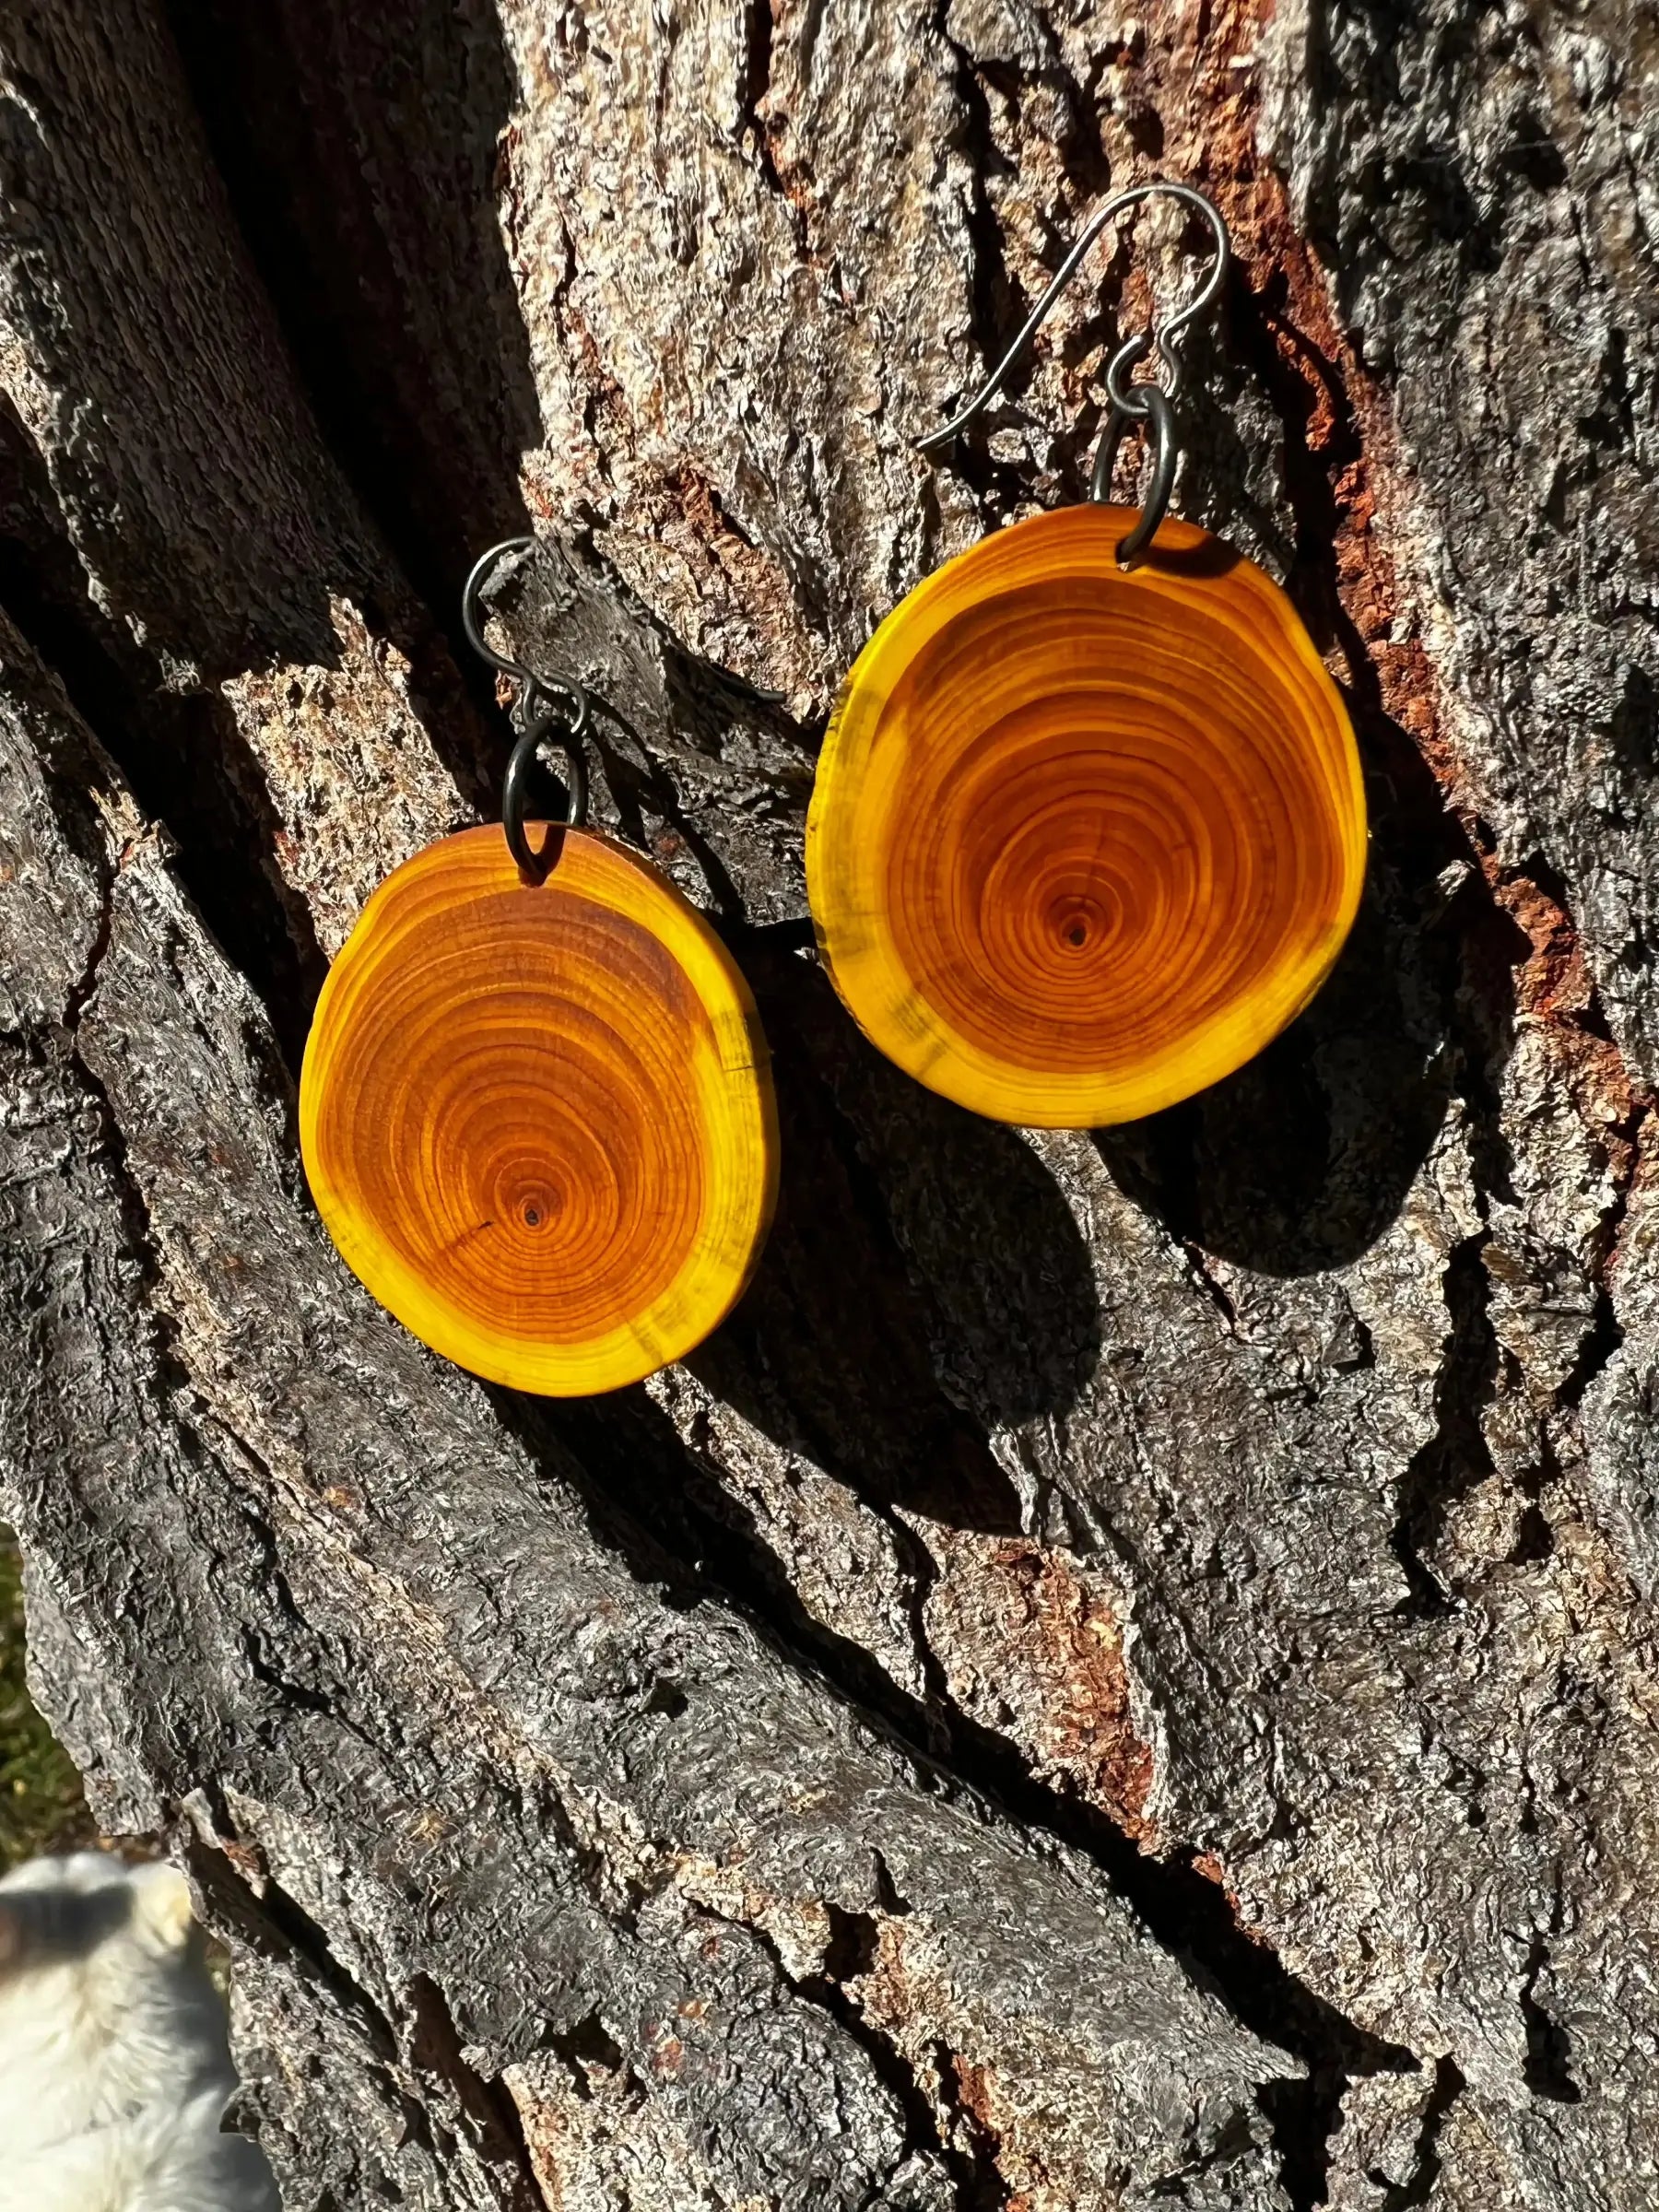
{"left": 806, "top": 181, "right": 1366, "bottom": 1129}
{"left": 300, "top": 540, "right": 778, "bottom": 1395}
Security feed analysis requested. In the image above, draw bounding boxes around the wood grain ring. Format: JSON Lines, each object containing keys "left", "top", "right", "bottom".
{"left": 806, "top": 504, "right": 1367, "bottom": 1127}
{"left": 300, "top": 826, "right": 778, "bottom": 1394}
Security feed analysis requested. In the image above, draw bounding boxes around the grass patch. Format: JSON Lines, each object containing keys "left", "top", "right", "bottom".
{"left": 1, "top": 1527, "right": 92, "bottom": 1873}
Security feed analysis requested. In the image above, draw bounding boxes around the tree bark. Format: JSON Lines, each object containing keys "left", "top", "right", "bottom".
{"left": 1, "top": 2, "right": 1655, "bottom": 2206}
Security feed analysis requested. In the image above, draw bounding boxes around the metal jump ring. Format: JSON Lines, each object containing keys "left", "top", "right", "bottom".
{"left": 1090, "top": 385, "right": 1177, "bottom": 566}
{"left": 462, "top": 535, "right": 594, "bottom": 879}
{"left": 502, "top": 697, "right": 590, "bottom": 885}
{"left": 1104, "top": 331, "right": 1159, "bottom": 413}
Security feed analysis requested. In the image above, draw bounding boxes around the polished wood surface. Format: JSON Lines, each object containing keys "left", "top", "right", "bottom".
{"left": 300, "top": 826, "right": 777, "bottom": 1394}
{"left": 806, "top": 503, "right": 1366, "bottom": 1126}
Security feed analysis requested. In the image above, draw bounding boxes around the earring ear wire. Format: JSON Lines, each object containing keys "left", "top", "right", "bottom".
{"left": 460, "top": 535, "right": 591, "bottom": 734}
{"left": 917, "top": 180, "right": 1231, "bottom": 566}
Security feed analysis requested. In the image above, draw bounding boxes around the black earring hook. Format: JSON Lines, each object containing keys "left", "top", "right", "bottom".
{"left": 461, "top": 535, "right": 592, "bottom": 882}
{"left": 916, "top": 179, "right": 1230, "bottom": 565}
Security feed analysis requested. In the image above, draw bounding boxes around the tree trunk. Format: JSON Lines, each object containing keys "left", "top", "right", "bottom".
{"left": 2, "top": 2, "right": 1655, "bottom": 2206}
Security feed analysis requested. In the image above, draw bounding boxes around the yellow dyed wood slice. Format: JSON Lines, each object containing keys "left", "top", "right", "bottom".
{"left": 807, "top": 504, "right": 1366, "bottom": 1127}
{"left": 300, "top": 826, "right": 777, "bottom": 1394}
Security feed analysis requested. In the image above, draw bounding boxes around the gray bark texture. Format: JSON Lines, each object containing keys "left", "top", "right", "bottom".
{"left": 0, "top": 1, "right": 1655, "bottom": 2206}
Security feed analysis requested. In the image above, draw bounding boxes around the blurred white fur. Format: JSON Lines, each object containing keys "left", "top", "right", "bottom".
{"left": 0, "top": 1852, "right": 277, "bottom": 2212}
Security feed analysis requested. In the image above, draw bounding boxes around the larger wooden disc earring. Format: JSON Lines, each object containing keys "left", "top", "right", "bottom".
{"left": 301, "top": 826, "right": 777, "bottom": 1394}
{"left": 807, "top": 178, "right": 1366, "bottom": 1129}
{"left": 807, "top": 502, "right": 1364, "bottom": 1127}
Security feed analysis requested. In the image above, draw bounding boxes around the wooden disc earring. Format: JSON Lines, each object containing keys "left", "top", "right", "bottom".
{"left": 300, "top": 541, "right": 779, "bottom": 1394}
{"left": 806, "top": 181, "right": 1366, "bottom": 1129}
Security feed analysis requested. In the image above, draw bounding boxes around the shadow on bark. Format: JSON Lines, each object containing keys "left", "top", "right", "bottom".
{"left": 0, "top": 397, "right": 328, "bottom": 1066}
{"left": 1094, "top": 852, "right": 1456, "bottom": 1276}
{"left": 690, "top": 953, "right": 1101, "bottom": 1506}
{"left": 1097, "top": 240, "right": 1526, "bottom": 1280}
{"left": 166, "top": 0, "right": 542, "bottom": 612}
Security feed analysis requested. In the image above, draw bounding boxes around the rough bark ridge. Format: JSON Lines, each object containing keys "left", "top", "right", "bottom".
{"left": 0, "top": 1, "right": 1654, "bottom": 2206}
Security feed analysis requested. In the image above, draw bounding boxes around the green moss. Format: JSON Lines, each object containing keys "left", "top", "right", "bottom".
{"left": 0, "top": 1527, "right": 92, "bottom": 1872}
